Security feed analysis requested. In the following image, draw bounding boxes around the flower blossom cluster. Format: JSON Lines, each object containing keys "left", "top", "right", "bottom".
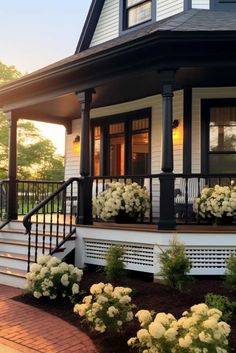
{"left": 74, "top": 282, "right": 135, "bottom": 333}
{"left": 193, "top": 183, "right": 236, "bottom": 220}
{"left": 128, "top": 303, "right": 230, "bottom": 353}
{"left": 93, "top": 182, "right": 149, "bottom": 221}
{"left": 26, "top": 255, "right": 83, "bottom": 300}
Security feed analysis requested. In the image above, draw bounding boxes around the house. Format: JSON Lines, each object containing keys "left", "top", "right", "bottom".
{"left": 0, "top": 0, "right": 236, "bottom": 287}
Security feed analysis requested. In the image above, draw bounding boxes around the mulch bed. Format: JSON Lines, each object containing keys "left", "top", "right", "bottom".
{"left": 14, "top": 267, "right": 236, "bottom": 353}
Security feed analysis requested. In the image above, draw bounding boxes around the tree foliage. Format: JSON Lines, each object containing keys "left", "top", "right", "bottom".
{"left": 0, "top": 62, "right": 64, "bottom": 181}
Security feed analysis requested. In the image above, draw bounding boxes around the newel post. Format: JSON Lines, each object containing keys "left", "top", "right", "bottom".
{"left": 7, "top": 112, "right": 18, "bottom": 220}
{"left": 76, "top": 90, "right": 94, "bottom": 225}
{"left": 158, "top": 70, "right": 177, "bottom": 230}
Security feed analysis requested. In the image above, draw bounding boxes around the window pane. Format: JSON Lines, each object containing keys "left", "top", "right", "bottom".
{"left": 109, "top": 136, "right": 125, "bottom": 176}
{"left": 210, "top": 107, "right": 236, "bottom": 151}
{"left": 127, "top": 0, "right": 144, "bottom": 6}
{"left": 109, "top": 123, "right": 124, "bottom": 135}
{"left": 128, "top": 1, "right": 152, "bottom": 27}
{"left": 209, "top": 154, "right": 236, "bottom": 173}
{"left": 132, "top": 132, "right": 149, "bottom": 174}
{"left": 132, "top": 118, "right": 149, "bottom": 131}
{"left": 94, "top": 127, "right": 101, "bottom": 176}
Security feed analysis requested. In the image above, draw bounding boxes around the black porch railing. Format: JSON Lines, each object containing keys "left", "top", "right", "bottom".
{"left": 17, "top": 180, "right": 63, "bottom": 215}
{"left": 0, "top": 179, "right": 63, "bottom": 222}
{"left": 91, "top": 175, "right": 160, "bottom": 224}
{"left": 23, "top": 177, "right": 81, "bottom": 271}
{"left": 91, "top": 173, "right": 236, "bottom": 226}
{"left": 174, "top": 173, "right": 236, "bottom": 224}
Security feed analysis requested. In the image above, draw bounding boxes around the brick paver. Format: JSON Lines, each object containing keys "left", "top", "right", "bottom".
{"left": 0, "top": 285, "right": 98, "bottom": 353}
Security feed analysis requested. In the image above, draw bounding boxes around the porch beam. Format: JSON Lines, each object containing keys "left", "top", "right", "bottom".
{"left": 158, "top": 69, "right": 177, "bottom": 230}
{"left": 76, "top": 89, "right": 94, "bottom": 225}
{"left": 7, "top": 112, "right": 18, "bottom": 220}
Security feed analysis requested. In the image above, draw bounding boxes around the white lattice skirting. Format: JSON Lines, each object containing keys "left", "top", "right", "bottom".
{"left": 75, "top": 227, "right": 236, "bottom": 276}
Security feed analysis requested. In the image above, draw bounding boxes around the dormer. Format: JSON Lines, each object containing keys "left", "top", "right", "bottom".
{"left": 76, "top": 0, "right": 236, "bottom": 52}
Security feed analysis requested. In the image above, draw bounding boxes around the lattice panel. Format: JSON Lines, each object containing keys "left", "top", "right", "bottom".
{"left": 185, "top": 247, "right": 236, "bottom": 275}
{"left": 84, "top": 239, "right": 154, "bottom": 273}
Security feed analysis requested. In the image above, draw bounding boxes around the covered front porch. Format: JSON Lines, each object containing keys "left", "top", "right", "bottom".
{"left": 0, "top": 22, "right": 236, "bottom": 260}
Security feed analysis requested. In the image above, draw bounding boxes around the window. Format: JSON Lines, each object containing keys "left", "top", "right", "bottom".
{"left": 209, "top": 107, "right": 236, "bottom": 173}
{"left": 202, "top": 100, "right": 236, "bottom": 174}
{"left": 92, "top": 111, "right": 151, "bottom": 176}
{"left": 211, "top": 0, "right": 236, "bottom": 10}
{"left": 121, "top": 0, "right": 155, "bottom": 32}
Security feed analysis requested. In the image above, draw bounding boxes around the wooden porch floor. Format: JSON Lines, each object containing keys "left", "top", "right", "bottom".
{"left": 16, "top": 215, "right": 236, "bottom": 233}
{"left": 78, "top": 222, "right": 236, "bottom": 234}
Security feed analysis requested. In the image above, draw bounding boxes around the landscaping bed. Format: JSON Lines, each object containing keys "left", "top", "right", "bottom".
{"left": 14, "top": 266, "right": 236, "bottom": 353}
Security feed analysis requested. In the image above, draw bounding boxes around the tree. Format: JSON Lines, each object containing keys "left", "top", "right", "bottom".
{"left": 0, "top": 62, "right": 21, "bottom": 85}
{"left": 0, "top": 62, "right": 64, "bottom": 181}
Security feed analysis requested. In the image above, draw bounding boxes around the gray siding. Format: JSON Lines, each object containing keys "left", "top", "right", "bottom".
{"left": 90, "top": 0, "right": 119, "bottom": 47}
{"left": 157, "top": 0, "right": 184, "bottom": 21}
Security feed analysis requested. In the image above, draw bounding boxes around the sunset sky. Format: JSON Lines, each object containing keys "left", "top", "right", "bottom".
{"left": 0, "top": 0, "right": 92, "bottom": 154}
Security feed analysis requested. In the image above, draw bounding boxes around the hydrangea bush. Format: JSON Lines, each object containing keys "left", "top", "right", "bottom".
{"left": 93, "top": 182, "right": 149, "bottom": 221}
{"left": 193, "top": 183, "right": 236, "bottom": 223}
{"left": 128, "top": 303, "right": 230, "bottom": 353}
{"left": 26, "top": 255, "right": 83, "bottom": 300}
{"left": 74, "top": 282, "right": 135, "bottom": 333}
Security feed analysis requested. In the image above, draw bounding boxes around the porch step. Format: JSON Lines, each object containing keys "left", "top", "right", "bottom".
{"left": 0, "top": 251, "right": 34, "bottom": 271}
{"left": 0, "top": 220, "right": 76, "bottom": 289}
{"left": 0, "top": 266, "right": 27, "bottom": 288}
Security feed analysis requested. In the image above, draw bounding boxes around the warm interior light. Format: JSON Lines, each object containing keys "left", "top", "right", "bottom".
{"left": 73, "top": 135, "right": 80, "bottom": 153}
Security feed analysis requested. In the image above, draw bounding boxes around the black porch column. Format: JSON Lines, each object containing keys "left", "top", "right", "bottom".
{"left": 158, "top": 70, "right": 176, "bottom": 230}
{"left": 7, "top": 112, "right": 18, "bottom": 220}
{"left": 76, "top": 90, "right": 94, "bottom": 225}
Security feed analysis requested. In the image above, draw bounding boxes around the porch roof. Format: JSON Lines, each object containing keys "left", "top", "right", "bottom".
{"left": 1, "top": 9, "right": 236, "bottom": 121}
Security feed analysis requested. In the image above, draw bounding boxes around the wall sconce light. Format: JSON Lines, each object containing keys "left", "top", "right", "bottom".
{"left": 172, "top": 120, "right": 180, "bottom": 143}
{"left": 172, "top": 120, "right": 179, "bottom": 129}
{"left": 73, "top": 135, "right": 80, "bottom": 153}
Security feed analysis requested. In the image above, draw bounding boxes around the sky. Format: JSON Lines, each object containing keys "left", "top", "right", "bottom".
{"left": 0, "top": 0, "right": 93, "bottom": 154}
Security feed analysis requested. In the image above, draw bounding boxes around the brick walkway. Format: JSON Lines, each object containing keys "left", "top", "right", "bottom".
{"left": 0, "top": 285, "right": 98, "bottom": 353}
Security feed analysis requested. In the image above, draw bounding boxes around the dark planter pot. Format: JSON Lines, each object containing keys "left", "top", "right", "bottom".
{"left": 212, "top": 215, "right": 234, "bottom": 226}
{"left": 115, "top": 210, "right": 139, "bottom": 224}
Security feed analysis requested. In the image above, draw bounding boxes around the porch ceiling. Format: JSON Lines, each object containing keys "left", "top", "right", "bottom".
{"left": 8, "top": 65, "right": 236, "bottom": 124}
{"left": 12, "top": 93, "right": 80, "bottom": 124}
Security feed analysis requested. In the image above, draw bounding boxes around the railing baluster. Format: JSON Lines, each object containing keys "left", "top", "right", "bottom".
{"left": 69, "top": 183, "right": 73, "bottom": 233}
{"left": 35, "top": 212, "right": 39, "bottom": 263}
{"left": 56, "top": 193, "right": 60, "bottom": 247}
{"left": 150, "top": 177, "right": 153, "bottom": 224}
{"left": 42, "top": 206, "right": 46, "bottom": 254}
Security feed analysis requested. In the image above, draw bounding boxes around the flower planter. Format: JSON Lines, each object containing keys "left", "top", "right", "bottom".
{"left": 115, "top": 210, "right": 139, "bottom": 224}
{"left": 212, "top": 215, "right": 234, "bottom": 226}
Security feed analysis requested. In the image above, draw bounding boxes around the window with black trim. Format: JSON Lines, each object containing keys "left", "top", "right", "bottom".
{"left": 122, "top": 0, "right": 154, "bottom": 31}
{"left": 92, "top": 110, "right": 151, "bottom": 176}
{"left": 209, "top": 106, "right": 236, "bottom": 173}
{"left": 211, "top": 0, "right": 236, "bottom": 10}
{"left": 202, "top": 101, "right": 236, "bottom": 174}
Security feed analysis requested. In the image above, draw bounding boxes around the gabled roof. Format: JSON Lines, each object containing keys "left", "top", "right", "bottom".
{"left": 75, "top": 0, "right": 106, "bottom": 53}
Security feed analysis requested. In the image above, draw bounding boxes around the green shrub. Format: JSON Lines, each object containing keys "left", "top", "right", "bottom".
{"left": 104, "top": 245, "right": 126, "bottom": 283}
{"left": 226, "top": 254, "right": 236, "bottom": 291}
{"left": 205, "top": 293, "right": 236, "bottom": 322}
{"left": 158, "top": 238, "right": 192, "bottom": 292}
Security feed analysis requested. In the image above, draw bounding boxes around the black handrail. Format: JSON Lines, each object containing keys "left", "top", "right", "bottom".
{"left": 23, "top": 177, "right": 82, "bottom": 271}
